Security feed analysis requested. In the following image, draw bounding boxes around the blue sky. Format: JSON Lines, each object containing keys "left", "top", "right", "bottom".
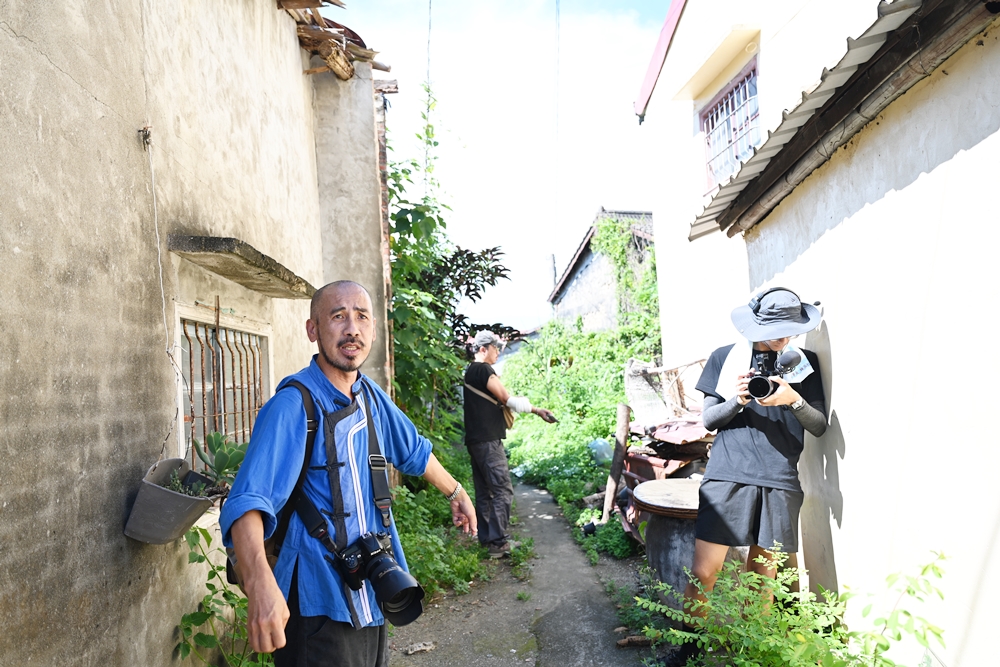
{"left": 327, "top": 1, "right": 669, "bottom": 331}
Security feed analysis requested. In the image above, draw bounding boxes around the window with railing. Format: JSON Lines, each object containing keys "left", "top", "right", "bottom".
{"left": 180, "top": 319, "right": 269, "bottom": 465}
{"left": 701, "top": 60, "right": 760, "bottom": 191}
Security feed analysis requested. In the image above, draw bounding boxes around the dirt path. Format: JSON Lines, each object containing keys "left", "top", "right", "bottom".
{"left": 387, "top": 483, "right": 651, "bottom": 667}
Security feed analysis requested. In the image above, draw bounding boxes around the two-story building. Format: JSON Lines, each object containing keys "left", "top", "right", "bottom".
{"left": 636, "top": 1, "right": 1000, "bottom": 664}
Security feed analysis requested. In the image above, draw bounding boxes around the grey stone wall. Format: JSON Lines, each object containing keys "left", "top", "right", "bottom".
{"left": 0, "top": 2, "right": 386, "bottom": 664}
{"left": 552, "top": 249, "right": 617, "bottom": 332}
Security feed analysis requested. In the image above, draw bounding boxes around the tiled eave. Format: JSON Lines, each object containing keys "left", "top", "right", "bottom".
{"left": 690, "top": 0, "right": 999, "bottom": 241}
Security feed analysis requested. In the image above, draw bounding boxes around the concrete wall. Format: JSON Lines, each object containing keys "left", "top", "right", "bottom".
{"left": 552, "top": 248, "right": 617, "bottom": 332}
{"left": 742, "top": 25, "right": 1000, "bottom": 667}
{"left": 0, "top": 1, "right": 386, "bottom": 664}
{"left": 314, "top": 61, "right": 392, "bottom": 390}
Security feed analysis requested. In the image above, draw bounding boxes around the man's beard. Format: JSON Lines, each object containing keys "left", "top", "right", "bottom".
{"left": 317, "top": 331, "right": 367, "bottom": 373}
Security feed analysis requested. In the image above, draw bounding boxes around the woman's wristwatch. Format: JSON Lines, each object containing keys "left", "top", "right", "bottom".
{"left": 789, "top": 397, "right": 806, "bottom": 411}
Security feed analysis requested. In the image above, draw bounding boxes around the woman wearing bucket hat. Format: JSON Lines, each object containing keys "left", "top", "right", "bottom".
{"left": 670, "top": 288, "right": 828, "bottom": 666}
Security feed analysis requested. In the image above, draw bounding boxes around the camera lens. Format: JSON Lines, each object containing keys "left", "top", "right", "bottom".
{"left": 366, "top": 553, "right": 425, "bottom": 626}
{"left": 747, "top": 376, "right": 774, "bottom": 399}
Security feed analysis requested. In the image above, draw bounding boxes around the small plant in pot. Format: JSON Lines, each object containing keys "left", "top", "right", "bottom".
{"left": 123, "top": 432, "right": 248, "bottom": 545}
{"left": 192, "top": 431, "right": 248, "bottom": 495}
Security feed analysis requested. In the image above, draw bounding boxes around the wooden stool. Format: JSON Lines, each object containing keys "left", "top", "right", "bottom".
{"left": 632, "top": 478, "right": 700, "bottom": 615}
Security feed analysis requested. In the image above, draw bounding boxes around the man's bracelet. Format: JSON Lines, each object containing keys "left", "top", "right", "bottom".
{"left": 446, "top": 482, "right": 463, "bottom": 502}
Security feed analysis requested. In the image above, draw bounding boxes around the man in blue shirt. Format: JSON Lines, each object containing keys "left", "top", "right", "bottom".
{"left": 221, "top": 280, "right": 476, "bottom": 667}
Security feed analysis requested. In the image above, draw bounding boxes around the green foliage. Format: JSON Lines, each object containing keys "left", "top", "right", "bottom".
{"left": 502, "top": 317, "right": 660, "bottom": 523}
{"left": 392, "top": 485, "right": 486, "bottom": 597}
{"left": 516, "top": 590, "right": 532, "bottom": 602}
{"left": 607, "top": 567, "right": 671, "bottom": 635}
{"left": 634, "top": 549, "right": 946, "bottom": 667}
{"left": 386, "top": 84, "right": 512, "bottom": 595}
{"left": 164, "top": 468, "right": 206, "bottom": 497}
{"left": 590, "top": 214, "right": 659, "bottom": 332}
{"left": 387, "top": 84, "right": 512, "bottom": 443}
{"left": 176, "top": 527, "right": 273, "bottom": 666}
{"left": 592, "top": 518, "right": 637, "bottom": 560}
{"left": 509, "top": 537, "right": 535, "bottom": 580}
{"left": 194, "top": 432, "right": 247, "bottom": 487}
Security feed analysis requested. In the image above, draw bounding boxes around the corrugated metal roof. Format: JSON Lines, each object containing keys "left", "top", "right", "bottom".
{"left": 688, "top": 0, "right": 921, "bottom": 241}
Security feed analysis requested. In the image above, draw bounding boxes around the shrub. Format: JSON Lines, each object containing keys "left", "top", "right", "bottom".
{"left": 635, "top": 549, "right": 946, "bottom": 667}
{"left": 392, "top": 485, "right": 486, "bottom": 596}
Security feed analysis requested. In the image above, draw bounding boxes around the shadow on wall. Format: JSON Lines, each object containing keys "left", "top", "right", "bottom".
{"left": 747, "top": 34, "right": 1000, "bottom": 286}
{"left": 798, "top": 318, "right": 845, "bottom": 595}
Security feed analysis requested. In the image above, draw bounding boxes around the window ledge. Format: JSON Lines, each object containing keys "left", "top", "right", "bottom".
{"left": 168, "top": 235, "right": 316, "bottom": 299}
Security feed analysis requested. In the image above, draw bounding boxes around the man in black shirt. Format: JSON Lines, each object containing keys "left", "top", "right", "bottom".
{"left": 463, "top": 330, "right": 557, "bottom": 558}
{"left": 672, "top": 288, "right": 827, "bottom": 665}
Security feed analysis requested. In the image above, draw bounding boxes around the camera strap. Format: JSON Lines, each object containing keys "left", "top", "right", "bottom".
{"left": 360, "top": 379, "right": 394, "bottom": 529}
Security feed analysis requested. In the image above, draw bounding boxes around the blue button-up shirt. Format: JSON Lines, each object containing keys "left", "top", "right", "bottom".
{"left": 220, "top": 357, "right": 433, "bottom": 626}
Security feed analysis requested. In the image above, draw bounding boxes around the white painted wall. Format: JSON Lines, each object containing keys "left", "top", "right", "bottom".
{"left": 745, "top": 25, "right": 1000, "bottom": 667}
{"left": 646, "top": 2, "right": 1000, "bottom": 664}
{"left": 644, "top": 0, "right": 883, "bottom": 370}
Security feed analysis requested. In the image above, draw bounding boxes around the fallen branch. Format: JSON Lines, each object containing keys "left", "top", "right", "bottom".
{"left": 616, "top": 635, "right": 652, "bottom": 648}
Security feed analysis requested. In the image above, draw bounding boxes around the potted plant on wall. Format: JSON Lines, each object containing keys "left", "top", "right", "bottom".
{"left": 124, "top": 433, "right": 247, "bottom": 544}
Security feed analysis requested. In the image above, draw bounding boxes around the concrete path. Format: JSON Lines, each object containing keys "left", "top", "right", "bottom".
{"left": 388, "top": 484, "right": 649, "bottom": 667}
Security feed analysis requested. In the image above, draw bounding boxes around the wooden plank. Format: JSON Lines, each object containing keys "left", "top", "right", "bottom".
{"left": 278, "top": 0, "right": 325, "bottom": 9}
{"left": 601, "top": 404, "right": 632, "bottom": 524}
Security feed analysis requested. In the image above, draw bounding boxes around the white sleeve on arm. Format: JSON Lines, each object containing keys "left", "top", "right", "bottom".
{"left": 505, "top": 396, "right": 533, "bottom": 413}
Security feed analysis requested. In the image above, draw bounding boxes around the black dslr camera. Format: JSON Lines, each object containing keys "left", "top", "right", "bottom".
{"left": 747, "top": 349, "right": 801, "bottom": 399}
{"left": 333, "top": 531, "right": 425, "bottom": 625}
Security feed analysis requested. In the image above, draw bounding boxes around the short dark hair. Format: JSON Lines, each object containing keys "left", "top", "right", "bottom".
{"left": 310, "top": 281, "right": 371, "bottom": 321}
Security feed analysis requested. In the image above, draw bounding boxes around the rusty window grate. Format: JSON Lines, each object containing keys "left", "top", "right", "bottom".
{"left": 180, "top": 320, "right": 268, "bottom": 465}
{"left": 701, "top": 64, "right": 760, "bottom": 191}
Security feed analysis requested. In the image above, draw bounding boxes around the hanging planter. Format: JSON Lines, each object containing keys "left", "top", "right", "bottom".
{"left": 124, "top": 458, "right": 216, "bottom": 544}
{"left": 124, "top": 432, "right": 247, "bottom": 544}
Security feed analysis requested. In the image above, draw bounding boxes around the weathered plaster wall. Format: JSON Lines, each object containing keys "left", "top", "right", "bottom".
{"left": 743, "top": 28, "right": 1000, "bottom": 667}
{"left": 552, "top": 249, "right": 617, "bottom": 332}
{"left": 0, "top": 1, "right": 379, "bottom": 664}
{"left": 313, "top": 61, "right": 392, "bottom": 391}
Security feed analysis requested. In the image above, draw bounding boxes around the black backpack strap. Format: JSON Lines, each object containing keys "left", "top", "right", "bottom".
{"left": 271, "top": 380, "right": 320, "bottom": 554}
{"left": 360, "top": 379, "right": 393, "bottom": 528}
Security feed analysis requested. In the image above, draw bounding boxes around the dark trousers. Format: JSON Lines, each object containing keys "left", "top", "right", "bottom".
{"left": 467, "top": 439, "right": 514, "bottom": 547}
{"left": 274, "top": 567, "right": 388, "bottom": 667}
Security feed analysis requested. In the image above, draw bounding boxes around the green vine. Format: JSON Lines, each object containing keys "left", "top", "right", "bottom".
{"left": 176, "top": 527, "right": 273, "bottom": 666}
{"left": 589, "top": 214, "right": 658, "bottom": 329}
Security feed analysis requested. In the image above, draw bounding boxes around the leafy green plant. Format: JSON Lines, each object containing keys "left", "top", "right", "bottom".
{"left": 387, "top": 84, "right": 512, "bottom": 445}
{"left": 634, "top": 549, "right": 946, "bottom": 667}
{"left": 509, "top": 537, "right": 535, "bottom": 581}
{"left": 176, "top": 526, "right": 273, "bottom": 666}
{"left": 593, "top": 518, "right": 637, "bottom": 560}
{"left": 607, "top": 567, "right": 671, "bottom": 635}
{"left": 165, "top": 468, "right": 206, "bottom": 497}
{"left": 195, "top": 432, "right": 247, "bottom": 487}
{"left": 516, "top": 590, "right": 532, "bottom": 602}
{"left": 392, "top": 485, "right": 486, "bottom": 597}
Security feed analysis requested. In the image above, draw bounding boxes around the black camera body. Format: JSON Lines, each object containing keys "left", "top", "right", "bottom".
{"left": 333, "top": 531, "right": 425, "bottom": 626}
{"left": 747, "top": 349, "right": 801, "bottom": 399}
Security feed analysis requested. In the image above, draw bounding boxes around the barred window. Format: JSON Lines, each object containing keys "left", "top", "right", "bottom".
{"left": 180, "top": 319, "right": 268, "bottom": 465}
{"left": 701, "top": 61, "right": 760, "bottom": 191}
